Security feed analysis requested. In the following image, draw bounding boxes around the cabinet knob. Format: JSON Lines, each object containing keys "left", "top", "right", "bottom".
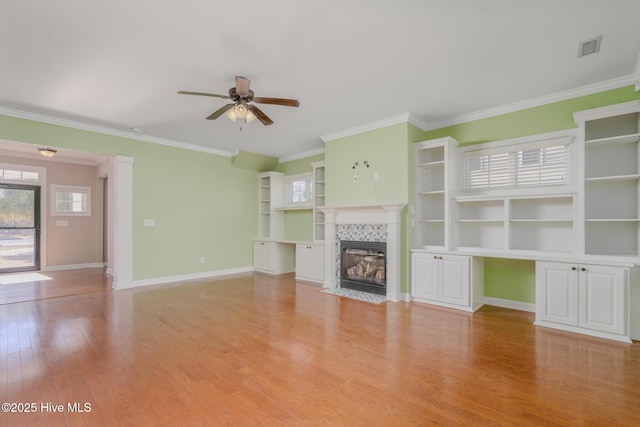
{"left": 571, "top": 267, "right": 577, "bottom": 271}
{"left": 433, "top": 256, "right": 438, "bottom": 259}
{"left": 581, "top": 267, "right": 586, "bottom": 272}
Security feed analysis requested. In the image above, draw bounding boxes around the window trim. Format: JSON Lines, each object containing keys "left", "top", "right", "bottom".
{"left": 51, "top": 184, "right": 91, "bottom": 216}
{"left": 281, "top": 172, "right": 313, "bottom": 209}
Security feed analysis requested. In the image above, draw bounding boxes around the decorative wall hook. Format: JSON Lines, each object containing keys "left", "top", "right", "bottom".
{"left": 352, "top": 159, "right": 370, "bottom": 169}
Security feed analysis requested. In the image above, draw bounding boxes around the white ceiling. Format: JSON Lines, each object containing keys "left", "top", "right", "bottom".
{"left": 1, "top": 0, "right": 639, "bottom": 161}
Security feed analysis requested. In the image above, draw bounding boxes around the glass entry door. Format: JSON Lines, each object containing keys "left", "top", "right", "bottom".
{"left": 0, "top": 184, "right": 41, "bottom": 273}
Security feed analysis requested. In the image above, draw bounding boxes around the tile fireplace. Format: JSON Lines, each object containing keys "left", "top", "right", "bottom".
{"left": 319, "top": 203, "right": 406, "bottom": 302}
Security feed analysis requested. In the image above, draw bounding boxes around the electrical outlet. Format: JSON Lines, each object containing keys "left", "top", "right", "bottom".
{"left": 200, "top": 256, "right": 205, "bottom": 264}
{"left": 353, "top": 174, "right": 358, "bottom": 183}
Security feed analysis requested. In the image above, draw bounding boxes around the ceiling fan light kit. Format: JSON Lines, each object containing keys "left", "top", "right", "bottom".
{"left": 178, "top": 76, "right": 299, "bottom": 126}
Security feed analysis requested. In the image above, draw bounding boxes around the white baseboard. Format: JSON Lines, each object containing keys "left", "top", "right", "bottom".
{"left": 42, "top": 262, "right": 106, "bottom": 272}
{"left": 399, "top": 292, "right": 412, "bottom": 302}
{"left": 131, "top": 266, "right": 253, "bottom": 288}
{"left": 483, "top": 296, "right": 535, "bottom": 313}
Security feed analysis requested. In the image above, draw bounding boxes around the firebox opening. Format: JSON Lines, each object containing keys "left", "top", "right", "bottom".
{"left": 340, "top": 240, "right": 387, "bottom": 295}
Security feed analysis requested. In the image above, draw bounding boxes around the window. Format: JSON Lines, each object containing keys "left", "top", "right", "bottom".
{"left": 51, "top": 185, "right": 91, "bottom": 216}
{"left": 462, "top": 136, "right": 571, "bottom": 192}
{"left": 0, "top": 165, "right": 40, "bottom": 183}
{"left": 284, "top": 173, "right": 313, "bottom": 206}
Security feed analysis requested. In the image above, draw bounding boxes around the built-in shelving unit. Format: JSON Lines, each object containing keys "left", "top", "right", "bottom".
{"left": 312, "top": 161, "right": 325, "bottom": 241}
{"left": 257, "top": 171, "right": 284, "bottom": 239}
{"left": 414, "top": 137, "right": 457, "bottom": 249}
{"left": 411, "top": 102, "right": 640, "bottom": 343}
{"left": 259, "top": 174, "right": 271, "bottom": 238}
{"left": 578, "top": 104, "right": 640, "bottom": 258}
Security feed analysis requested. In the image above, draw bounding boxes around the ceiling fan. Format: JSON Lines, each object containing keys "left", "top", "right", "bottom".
{"left": 178, "top": 76, "right": 300, "bottom": 126}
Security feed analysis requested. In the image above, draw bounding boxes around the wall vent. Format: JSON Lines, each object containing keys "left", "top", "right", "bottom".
{"left": 578, "top": 36, "right": 602, "bottom": 58}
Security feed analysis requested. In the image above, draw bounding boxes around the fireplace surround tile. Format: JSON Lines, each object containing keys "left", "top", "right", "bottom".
{"left": 335, "top": 224, "right": 388, "bottom": 286}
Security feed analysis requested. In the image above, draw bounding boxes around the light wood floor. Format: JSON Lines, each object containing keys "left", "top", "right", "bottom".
{"left": 1, "top": 270, "right": 639, "bottom": 426}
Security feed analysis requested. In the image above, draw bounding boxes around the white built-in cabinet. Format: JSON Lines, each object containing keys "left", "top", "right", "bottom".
{"left": 535, "top": 261, "right": 631, "bottom": 342}
{"left": 411, "top": 251, "right": 483, "bottom": 312}
{"left": 410, "top": 101, "right": 640, "bottom": 343}
{"left": 295, "top": 243, "right": 324, "bottom": 283}
{"left": 253, "top": 241, "right": 295, "bottom": 275}
{"left": 312, "top": 161, "right": 325, "bottom": 241}
{"left": 254, "top": 166, "right": 326, "bottom": 278}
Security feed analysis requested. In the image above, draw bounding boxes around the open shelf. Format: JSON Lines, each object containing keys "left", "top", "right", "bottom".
{"left": 456, "top": 199, "right": 504, "bottom": 222}
{"left": 509, "top": 196, "right": 573, "bottom": 222}
{"left": 510, "top": 221, "right": 573, "bottom": 253}
{"left": 585, "top": 221, "right": 639, "bottom": 257}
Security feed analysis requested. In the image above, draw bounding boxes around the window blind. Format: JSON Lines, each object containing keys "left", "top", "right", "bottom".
{"left": 462, "top": 137, "right": 570, "bottom": 191}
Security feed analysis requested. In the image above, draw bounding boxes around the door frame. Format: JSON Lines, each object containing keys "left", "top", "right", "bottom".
{"left": 0, "top": 183, "right": 41, "bottom": 273}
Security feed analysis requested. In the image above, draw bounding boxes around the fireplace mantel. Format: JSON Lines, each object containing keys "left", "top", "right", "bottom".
{"left": 319, "top": 203, "right": 406, "bottom": 301}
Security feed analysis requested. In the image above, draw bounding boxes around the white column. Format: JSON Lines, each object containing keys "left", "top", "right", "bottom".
{"left": 383, "top": 205, "right": 403, "bottom": 301}
{"left": 112, "top": 155, "right": 134, "bottom": 290}
{"left": 323, "top": 208, "right": 337, "bottom": 288}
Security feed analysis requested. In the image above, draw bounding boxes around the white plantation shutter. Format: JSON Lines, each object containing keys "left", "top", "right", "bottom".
{"left": 285, "top": 175, "right": 313, "bottom": 204}
{"left": 462, "top": 137, "right": 570, "bottom": 191}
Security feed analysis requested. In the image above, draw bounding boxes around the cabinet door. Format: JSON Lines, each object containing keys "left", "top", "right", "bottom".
{"left": 295, "top": 244, "right": 324, "bottom": 282}
{"left": 254, "top": 241, "right": 275, "bottom": 272}
{"left": 536, "top": 262, "right": 578, "bottom": 326}
{"left": 438, "top": 254, "right": 470, "bottom": 307}
{"left": 306, "top": 244, "right": 325, "bottom": 281}
{"left": 411, "top": 253, "right": 439, "bottom": 301}
{"left": 579, "top": 265, "right": 626, "bottom": 335}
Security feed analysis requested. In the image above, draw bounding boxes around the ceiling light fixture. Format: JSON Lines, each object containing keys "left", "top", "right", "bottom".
{"left": 225, "top": 102, "right": 256, "bottom": 124}
{"left": 38, "top": 147, "right": 57, "bottom": 158}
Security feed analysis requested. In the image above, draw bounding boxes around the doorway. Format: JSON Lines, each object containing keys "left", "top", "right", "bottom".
{"left": 0, "top": 183, "right": 41, "bottom": 273}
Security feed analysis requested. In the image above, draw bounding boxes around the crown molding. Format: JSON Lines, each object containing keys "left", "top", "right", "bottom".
{"left": 320, "top": 113, "right": 413, "bottom": 142}
{"left": 423, "top": 75, "right": 637, "bottom": 131}
{"left": 0, "top": 106, "right": 234, "bottom": 158}
{"left": 278, "top": 147, "right": 325, "bottom": 164}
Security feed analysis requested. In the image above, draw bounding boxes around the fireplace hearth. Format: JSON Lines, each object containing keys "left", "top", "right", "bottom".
{"left": 340, "top": 240, "right": 386, "bottom": 295}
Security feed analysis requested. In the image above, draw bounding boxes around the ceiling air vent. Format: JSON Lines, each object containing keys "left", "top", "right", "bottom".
{"left": 578, "top": 36, "right": 602, "bottom": 58}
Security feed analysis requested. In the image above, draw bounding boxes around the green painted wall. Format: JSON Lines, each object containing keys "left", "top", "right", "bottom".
{"left": 422, "top": 86, "right": 640, "bottom": 145}
{"left": 419, "top": 85, "right": 640, "bottom": 303}
{"left": 275, "top": 153, "right": 324, "bottom": 175}
{"left": 0, "top": 115, "right": 258, "bottom": 281}
{"left": 325, "top": 123, "right": 410, "bottom": 207}
{"left": 484, "top": 258, "right": 536, "bottom": 303}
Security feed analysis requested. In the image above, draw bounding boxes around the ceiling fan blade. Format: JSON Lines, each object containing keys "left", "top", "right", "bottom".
{"left": 178, "top": 90, "right": 230, "bottom": 99}
{"left": 206, "top": 104, "right": 235, "bottom": 120}
{"left": 235, "top": 76, "right": 251, "bottom": 96}
{"left": 254, "top": 97, "right": 300, "bottom": 107}
{"left": 247, "top": 104, "right": 274, "bottom": 126}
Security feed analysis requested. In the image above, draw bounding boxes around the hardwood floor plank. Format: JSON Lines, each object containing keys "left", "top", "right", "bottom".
{"left": 0, "top": 270, "right": 639, "bottom": 425}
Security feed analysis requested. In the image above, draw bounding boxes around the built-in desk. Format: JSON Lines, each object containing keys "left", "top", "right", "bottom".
{"left": 253, "top": 239, "right": 324, "bottom": 284}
